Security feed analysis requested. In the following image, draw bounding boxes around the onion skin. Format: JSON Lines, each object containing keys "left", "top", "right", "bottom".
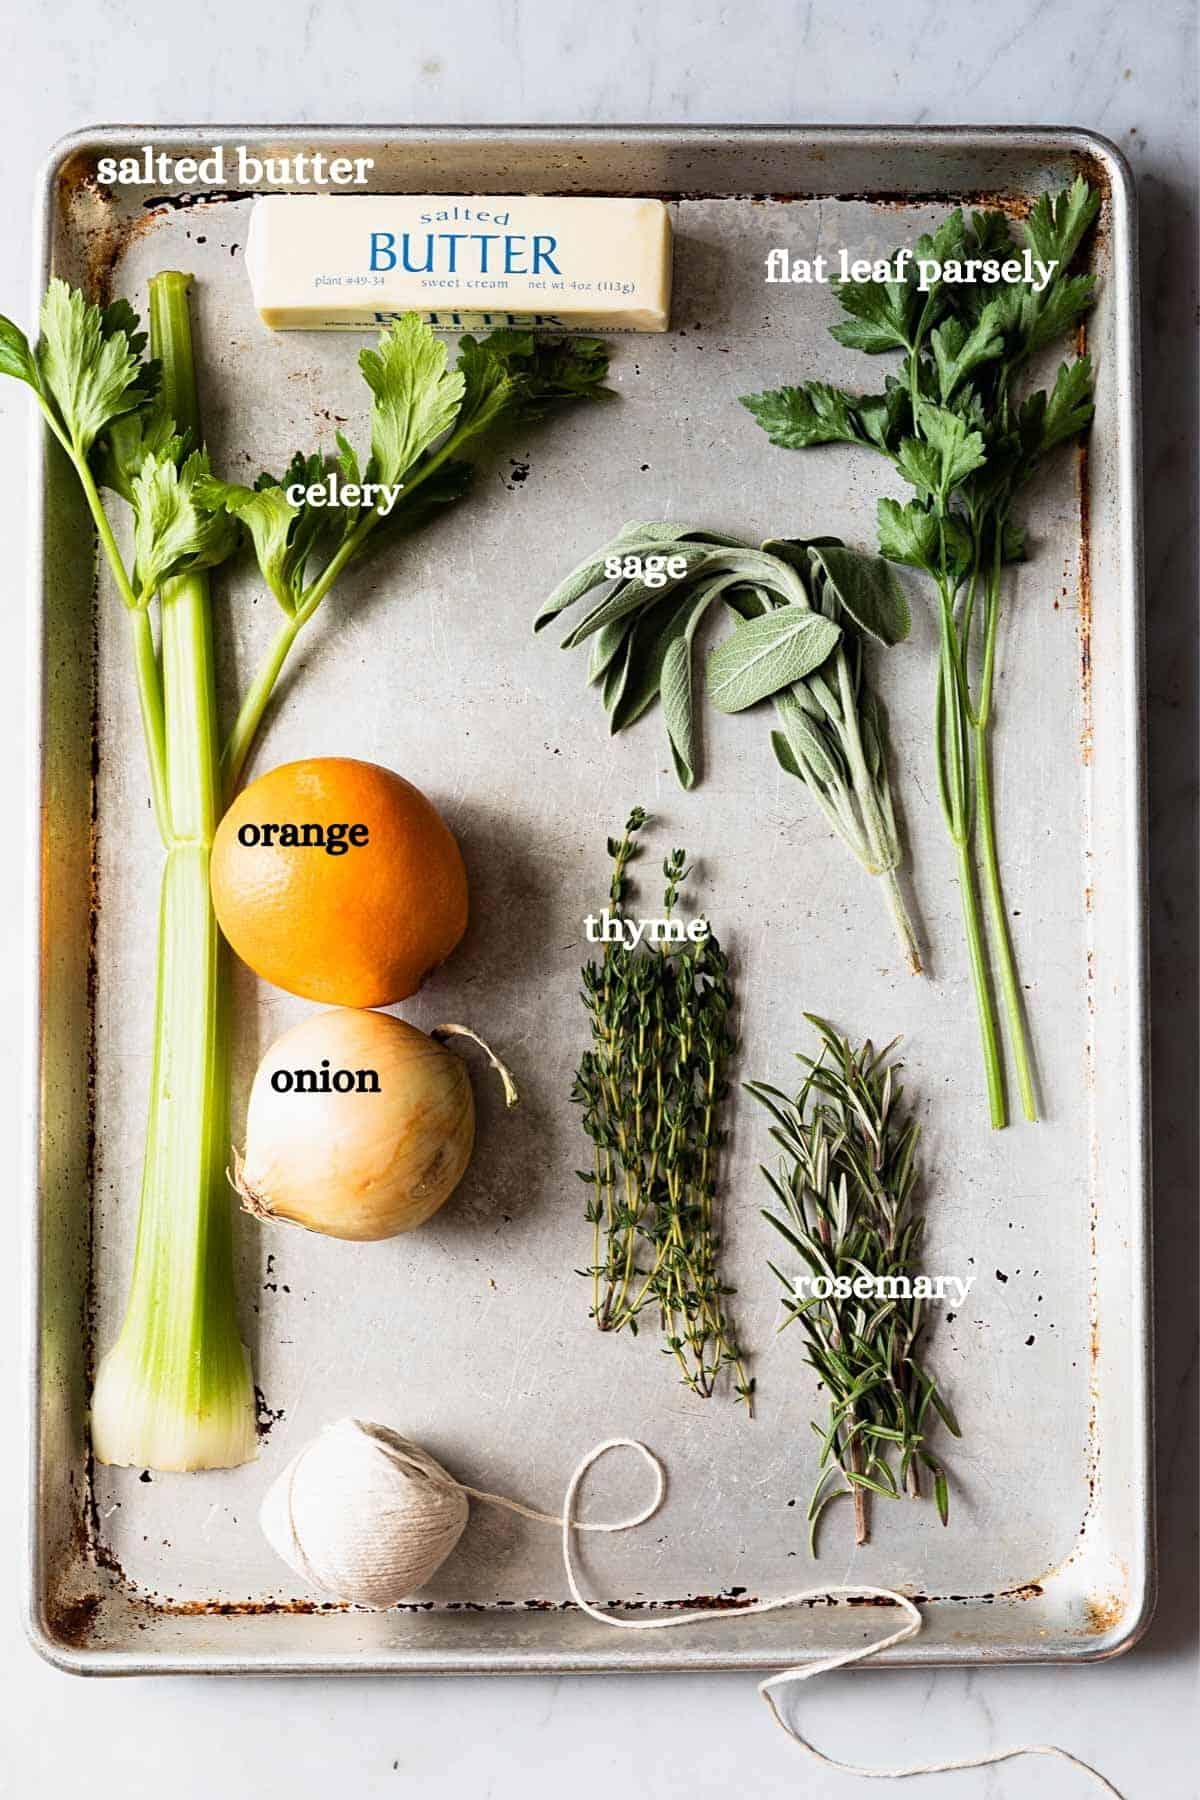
{"left": 237, "top": 1008, "right": 475, "bottom": 1241}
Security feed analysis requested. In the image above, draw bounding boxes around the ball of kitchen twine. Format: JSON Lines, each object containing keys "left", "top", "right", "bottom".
{"left": 261, "top": 1418, "right": 469, "bottom": 1607}
{"left": 260, "top": 1422, "right": 1123, "bottom": 1797}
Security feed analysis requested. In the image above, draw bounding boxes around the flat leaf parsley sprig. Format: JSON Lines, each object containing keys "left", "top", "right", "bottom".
{"left": 743, "top": 178, "right": 1101, "bottom": 1127}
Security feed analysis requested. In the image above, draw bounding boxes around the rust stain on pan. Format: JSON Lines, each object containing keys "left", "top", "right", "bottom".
{"left": 1084, "top": 1591, "right": 1126, "bottom": 1634}
{"left": 79, "top": 1573, "right": 1045, "bottom": 1625}
{"left": 1075, "top": 314, "right": 1095, "bottom": 765}
{"left": 45, "top": 1590, "right": 103, "bottom": 1649}
{"left": 1077, "top": 442, "right": 1094, "bottom": 765}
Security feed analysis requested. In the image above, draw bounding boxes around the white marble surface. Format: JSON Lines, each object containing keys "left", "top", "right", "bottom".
{"left": 1, "top": 2, "right": 1196, "bottom": 1795}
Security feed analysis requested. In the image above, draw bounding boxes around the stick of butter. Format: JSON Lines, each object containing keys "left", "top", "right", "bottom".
{"left": 245, "top": 195, "right": 673, "bottom": 333}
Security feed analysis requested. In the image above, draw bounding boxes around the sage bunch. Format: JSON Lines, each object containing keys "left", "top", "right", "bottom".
{"left": 537, "top": 529, "right": 922, "bottom": 972}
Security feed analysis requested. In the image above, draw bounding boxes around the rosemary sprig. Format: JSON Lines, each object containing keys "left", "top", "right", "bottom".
{"left": 748, "top": 1016, "right": 960, "bottom": 1552}
{"left": 573, "top": 809, "right": 752, "bottom": 1409}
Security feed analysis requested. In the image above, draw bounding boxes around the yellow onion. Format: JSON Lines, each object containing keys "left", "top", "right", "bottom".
{"left": 234, "top": 1008, "right": 517, "bottom": 1241}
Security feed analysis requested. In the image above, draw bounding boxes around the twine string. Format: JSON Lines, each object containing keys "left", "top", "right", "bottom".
{"left": 466, "top": 1437, "right": 1125, "bottom": 1798}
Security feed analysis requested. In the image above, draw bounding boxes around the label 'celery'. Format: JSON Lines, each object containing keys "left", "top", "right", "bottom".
{"left": 3, "top": 277, "right": 609, "bottom": 1469}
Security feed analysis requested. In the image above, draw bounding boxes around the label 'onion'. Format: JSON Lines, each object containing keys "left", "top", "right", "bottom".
{"left": 234, "top": 1008, "right": 518, "bottom": 1241}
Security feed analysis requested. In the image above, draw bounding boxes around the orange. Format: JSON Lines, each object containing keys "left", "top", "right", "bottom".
{"left": 211, "top": 758, "right": 468, "bottom": 1006}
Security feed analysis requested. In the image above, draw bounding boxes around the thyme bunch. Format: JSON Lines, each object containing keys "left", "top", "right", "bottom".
{"left": 749, "top": 1017, "right": 960, "bottom": 1552}
{"left": 573, "top": 810, "right": 752, "bottom": 1409}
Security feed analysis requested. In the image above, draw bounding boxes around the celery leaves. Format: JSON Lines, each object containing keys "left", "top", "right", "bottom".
{"left": 359, "top": 312, "right": 466, "bottom": 488}
{"left": 38, "top": 278, "right": 151, "bottom": 453}
{"left": 131, "top": 448, "right": 240, "bottom": 604}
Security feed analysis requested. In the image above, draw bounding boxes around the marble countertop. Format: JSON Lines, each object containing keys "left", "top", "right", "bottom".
{"left": 1, "top": 2, "right": 1195, "bottom": 1795}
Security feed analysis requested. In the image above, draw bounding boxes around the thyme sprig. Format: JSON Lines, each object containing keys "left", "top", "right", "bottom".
{"left": 573, "top": 809, "right": 752, "bottom": 1410}
{"left": 749, "top": 1017, "right": 960, "bottom": 1552}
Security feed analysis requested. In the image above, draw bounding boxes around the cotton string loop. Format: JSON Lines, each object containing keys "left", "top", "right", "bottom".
{"left": 465, "top": 1437, "right": 1125, "bottom": 1798}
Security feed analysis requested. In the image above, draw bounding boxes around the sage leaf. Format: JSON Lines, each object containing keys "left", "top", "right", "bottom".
{"left": 611, "top": 589, "right": 704, "bottom": 731}
{"left": 771, "top": 729, "right": 804, "bottom": 781}
{"left": 588, "top": 615, "right": 634, "bottom": 685}
{"left": 661, "top": 632, "right": 698, "bottom": 786}
{"left": 560, "top": 541, "right": 713, "bottom": 648}
{"left": 533, "top": 521, "right": 702, "bottom": 631}
{"left": 601, "top": 628, "right": 636, "bottom": 715}
{"left": 706, "top": 607, "right": 840, "bottom": 713}
{"left": 774, "top": 690, "right": 843, "bottom": 788}
{"left": 808, "top": 545, "right": 911, "bottom": 647}
{"left": 656, "top": 579, "right": 736, "bottom": 784}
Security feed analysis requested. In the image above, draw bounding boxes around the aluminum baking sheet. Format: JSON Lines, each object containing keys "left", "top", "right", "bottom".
{"left": 25, "top": 126, "right": 1151, "bottom": 1674}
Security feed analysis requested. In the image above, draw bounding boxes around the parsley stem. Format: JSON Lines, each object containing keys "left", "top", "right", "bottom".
{"left": 936, "top": 591, "right": 1005, "bottom": 1126}
{"left": 974, "top": 720, "right": 1038, "bottom": 1122}
{"left": 955, "top": 835, "right": 1006, "bottom": 1129}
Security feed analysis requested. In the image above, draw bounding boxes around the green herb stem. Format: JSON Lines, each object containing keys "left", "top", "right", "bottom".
{"left": 954, "top": 833, "right": 1006, "bottom": 1130}
{"left": 42, "top": 403, "right": 172, "bottom": 836}
{"left": 220, "top": 516, "right": 374, "bottom": 795}
{"left": 127, "top": 607, "right": 170, "bottom": 842}
{"left": 974, "top": 720, "right": 1037, "bottom": 1122}
{"left": 835, "top": 646, "right": 922, "bottom": 973}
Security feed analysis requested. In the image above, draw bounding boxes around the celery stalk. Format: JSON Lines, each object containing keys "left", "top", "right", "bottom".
{"left": 91, "top": 273, "right": 256, "bottom": 1470}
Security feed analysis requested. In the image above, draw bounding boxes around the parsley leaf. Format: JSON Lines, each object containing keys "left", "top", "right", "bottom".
{"left": 1021, "top": 355, "right": 1095, "bottom": 462}
{"left": 877, "top": 497, "right": 940, "bottom": 572}
{"left": 930, "top": 302, "right": 1005, "bottom": 401}
{"left": 1023, "top": 175, "right": 1102, "bottom": 274}
{"left": 740, "top": 382, "right": 875, "bottom": 449}
{"left": 913, "top": 402, "right": 988, "bottom": 495}
{"left": 476, "top": 328, "right": 612, "bottom": 419}
{"left": 830, "top": 279, "right": 917, "bottom": 354}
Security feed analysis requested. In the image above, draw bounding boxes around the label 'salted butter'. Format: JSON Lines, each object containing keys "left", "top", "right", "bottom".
{"left": 245, "top": 195, "right": 673, "bottom": 333}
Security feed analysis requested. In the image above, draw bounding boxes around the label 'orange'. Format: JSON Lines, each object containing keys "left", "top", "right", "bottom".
{"left": 211, "top": 758, "right": 468, "bottom": 1006}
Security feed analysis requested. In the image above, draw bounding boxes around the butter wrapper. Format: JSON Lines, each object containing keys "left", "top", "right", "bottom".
{"left": 245, "top": 195, "right": 673, "bottom": 333}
